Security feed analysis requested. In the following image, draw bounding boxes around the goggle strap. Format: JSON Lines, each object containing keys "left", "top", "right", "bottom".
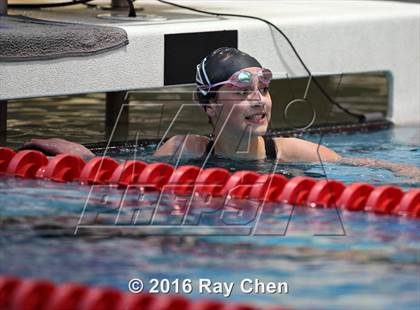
{"left": 199, "top": 88, "right": 208, "bottom": 96}
{"left": 201, "top": 57, "right": 211, "bottom": 86}
{"left": 196, "top": 58, "right": 211, "bottom": 95}
{"left": 195, "top": 64, "right": 203, "bottom": 85}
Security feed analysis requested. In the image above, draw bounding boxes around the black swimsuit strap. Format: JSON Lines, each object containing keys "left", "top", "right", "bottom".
{"left": 205, "top": 136, "right": 277, "bottom": 159}
{"left": 263, "top": 136, "right": 277, "bottom": 159}
{"left": 205, "top": 138, "right": 215, "bottom": 156}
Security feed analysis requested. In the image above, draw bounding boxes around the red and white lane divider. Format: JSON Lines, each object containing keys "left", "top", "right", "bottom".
{"left": 0, "top": 148, "right": 419, "bottom": 219}
{"left": 0, "top": 276, "right": 288, "bottom": 310}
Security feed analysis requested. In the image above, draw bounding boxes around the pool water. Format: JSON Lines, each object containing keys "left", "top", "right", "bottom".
{"left": 0, "top": 126, "right": 419, "bottom": 310}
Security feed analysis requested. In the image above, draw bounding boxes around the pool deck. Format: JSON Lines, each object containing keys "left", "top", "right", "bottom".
{"left": 0, "top": 0, "right": 419, "bottom": 125}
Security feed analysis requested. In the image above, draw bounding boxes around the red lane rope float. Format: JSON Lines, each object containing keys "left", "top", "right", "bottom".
{"left": 77, "top": 287, "right": 123, "bottom": 310}
{"left": 0, "top": 149, "right": 419, "bottom": 219}
{"left": 6, "top": 150, "right": 48, "bottom": 178}
{"left": 0, "top": 276, "right": 21, "bottom": 310}
{"left": 394, "top": 189, "right": 420, "bottom": 218}
{"left": 79, "top": 157, "right": 119, "bottom": 185}
{"left": 136, "top": 162, "right": 174, "bottom": 190}
{"left": 144, "top": 295, "right": 190, "bottom": 310}
{"left": 194, "top": 167, "right": 231, "bottom": 196}
{"left": 337, "top": 182, "right": 375, "bottom": 211}
{"left": 43, "top": 283, "right": 89, "bottom": 310}
{"left": 279, "top": 176, "right": 317, "bottom": 205}
{"left": 37, "top": 154, "right": 86, "bottom": 182}
{"left": 109, "top": 160, "right": 147, "bottom": 187}
{"left": 0, "top": 148, "right": 15, "bottom": 173}
{"left": 191, "top": 300, "right": 228, "bottom": 310}
{"left": 411, "top": 203, "right": 420, "bottom": 218}
{"left": 115, "top": 292, "right": 156, "bottom": 310}
{"left": 249, "top": 173, "right": 288, "bottom": 202}
{"left": 222, "top": 170, "right": 260, "bottom": 199}
{"left": 365, "top": 185, "right": 404, "bottom": 214}
{"left": 10, "top": 278, "right": 55, "bottom": 310}
{"left": 167, "top": 165, "right": 201, "bottom": 195}
{"left": 307, "top": 180, "right": 345, "bottom": 208}
{"left": 0, "top": 276, "right": 291, "bottom": 310}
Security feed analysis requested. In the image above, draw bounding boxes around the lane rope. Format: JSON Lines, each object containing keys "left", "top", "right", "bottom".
{"left": 0, "top": 275, "right": 289, "bottom": 310}
{"left": 1, "top": 148, "right": 418, "bottom": 219}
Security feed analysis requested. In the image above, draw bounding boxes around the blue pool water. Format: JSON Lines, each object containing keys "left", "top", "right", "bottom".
{"left": 0, "top": 126, "right": 419, "bottom": 310}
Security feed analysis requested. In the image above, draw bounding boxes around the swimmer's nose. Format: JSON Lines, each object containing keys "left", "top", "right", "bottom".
{"left": 248, "top": 89, "right": 264, "bottom": 106}
{"left": 248, "top": 89, "right": 264, "bottom": 107}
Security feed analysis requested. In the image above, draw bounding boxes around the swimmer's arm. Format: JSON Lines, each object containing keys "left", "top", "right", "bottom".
{"left": 22, "top": 138, "right": 95, "bottom": 160}
{"left": 340, "top": 157, "right": 420, "bottom": 180}
{"left": 275, "top": 138, "right": 419, "bottom": 179}
{"left": 153, "top": 136, "right": 183, "bottom": 157}
{"left": 274, "top": 137, "right": 342, "bottom": 162}
{"left": 153, "top": 135, "right": 208, "bottom": 158}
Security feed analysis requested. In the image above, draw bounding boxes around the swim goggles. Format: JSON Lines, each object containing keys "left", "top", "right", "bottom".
{"left": 197, "top": 68, "right": 273, "bottom": 95}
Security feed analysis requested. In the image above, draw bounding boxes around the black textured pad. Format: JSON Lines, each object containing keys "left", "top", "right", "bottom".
{"left": 0, "top": 15, "right": 129, "bottom": 62}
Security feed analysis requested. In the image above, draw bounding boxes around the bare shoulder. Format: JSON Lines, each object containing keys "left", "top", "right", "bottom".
{"left": 272, "top": 137, "right": 341, "bottom": 162}
{"left": 153, "top": 135, "right": 209, "bottom": 157}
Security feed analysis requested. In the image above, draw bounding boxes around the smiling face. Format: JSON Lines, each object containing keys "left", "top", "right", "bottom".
{"left": 207, "top": 67, "right": 272, "bottom": 137}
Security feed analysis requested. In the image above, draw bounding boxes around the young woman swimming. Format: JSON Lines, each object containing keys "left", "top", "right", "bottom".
{"left": 23, "top": 47, "right": 419, "bottom": 180}
{"left": 154, "top": 47, "right": 340, "bottom": 162}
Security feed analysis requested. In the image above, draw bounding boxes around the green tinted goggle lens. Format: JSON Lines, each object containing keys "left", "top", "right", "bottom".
{"left": 237, "top": 71, "right": 252, "bottom": 84}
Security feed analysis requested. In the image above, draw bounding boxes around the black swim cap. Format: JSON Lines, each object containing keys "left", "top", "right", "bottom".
{"left": 196, "top": 47, "right": 262, "bottom": 96}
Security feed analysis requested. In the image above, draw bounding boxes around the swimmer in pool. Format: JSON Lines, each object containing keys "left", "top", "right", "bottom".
{"left": 23, "top": 47, "right": 419, "bottom": 180}
{"left": 154, "top": 47, "right": 340, "bottom": 162}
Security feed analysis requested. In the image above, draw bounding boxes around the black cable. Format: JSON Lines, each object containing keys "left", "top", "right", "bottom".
{"left": 157, "top": 0, "right": 366, "bottom": 122}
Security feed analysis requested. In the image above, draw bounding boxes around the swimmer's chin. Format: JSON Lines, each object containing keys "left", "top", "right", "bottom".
{"left": 246, "top": 126, "right": 268, "bottom": 137}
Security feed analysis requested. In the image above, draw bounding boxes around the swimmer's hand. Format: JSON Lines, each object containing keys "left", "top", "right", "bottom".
{"left": 22, "top": 138, "right": 95, "bottom": 160}
{"left": 340, "top": 157, "right": 420, "bottom": 182}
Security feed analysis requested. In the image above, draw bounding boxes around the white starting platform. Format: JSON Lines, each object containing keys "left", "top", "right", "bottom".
{"left": 0, "top": 0, "right": 419, "bottom": 125}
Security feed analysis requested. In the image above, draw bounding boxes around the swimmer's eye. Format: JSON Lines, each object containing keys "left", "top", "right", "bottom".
{"left": 235, "top": 87, "right": 269, "bottom": 96}
{"left": 259, "top": 87, "right": 269, "bottom": 95}
{"left": 236, "top": 89, "right": 251, "bottom": 96}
